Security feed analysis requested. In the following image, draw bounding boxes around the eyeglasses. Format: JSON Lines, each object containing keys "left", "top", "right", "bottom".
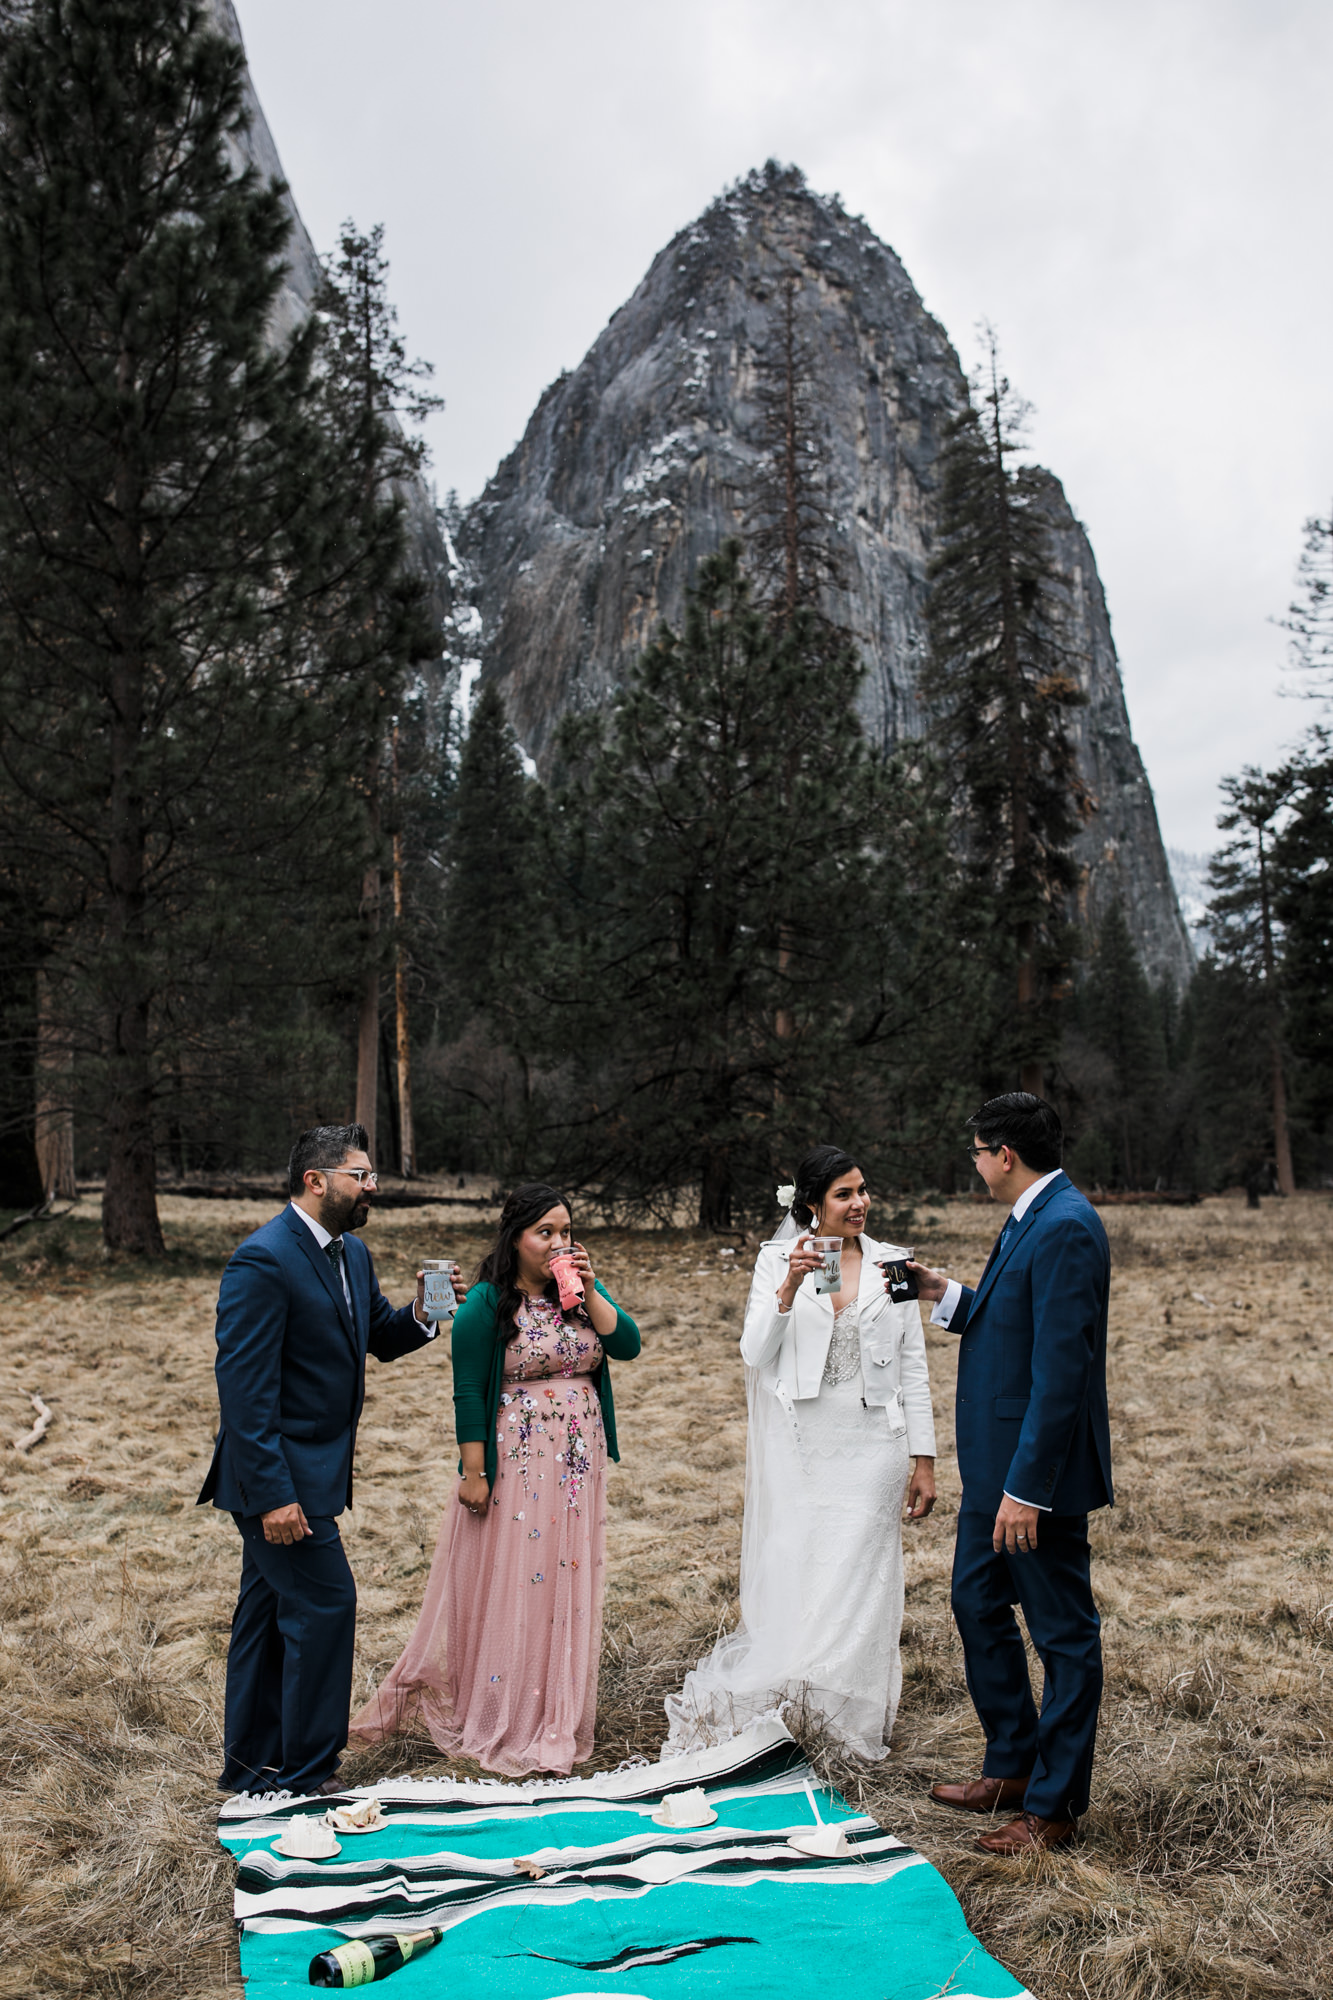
{"left": 332, "top": 1167, "right": 379, "bottom": 1187}
{"left": 965, "top": 1144, "right": 1001, "bottom": 1161}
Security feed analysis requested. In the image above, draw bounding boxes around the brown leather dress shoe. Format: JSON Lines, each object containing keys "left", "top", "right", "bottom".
{"left": 930, "top": 1774, "right": 1031, "bottom": 1814}
{"left": 975, "top": 1810, "right": 1077, "bottom": 1855}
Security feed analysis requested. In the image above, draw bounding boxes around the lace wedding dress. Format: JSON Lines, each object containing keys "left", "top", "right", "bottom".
{"left": 664, "top": 1299, "right": 911, "bottom": 1761}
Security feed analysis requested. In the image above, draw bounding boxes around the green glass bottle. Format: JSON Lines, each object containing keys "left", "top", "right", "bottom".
{"left": 307, "top": 1928, "right": 443, "bottom": 1987}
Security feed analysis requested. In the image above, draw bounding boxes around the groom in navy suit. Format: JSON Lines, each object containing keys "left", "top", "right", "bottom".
{"left": 910, "top": 1093, "right": 1112, "bottom": 1854}
{"left": 199, "top": 1123, "right": 446, "bottom": 1797}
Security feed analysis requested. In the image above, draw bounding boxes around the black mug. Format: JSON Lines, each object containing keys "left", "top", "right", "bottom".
{"left": 878, "top": 1256, "right": 919, "bottom": 1304}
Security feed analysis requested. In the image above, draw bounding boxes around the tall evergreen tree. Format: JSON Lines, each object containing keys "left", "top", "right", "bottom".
{"left": 744, "top": 255, "right": 843, "bottom": 630}
{"left": 1271, "top": 730, "right": 1333, "bottom": 1174}
{"left": 1206, "top": 767, "right": 1297, "bottom": 1195}
{"left": 443, "top": 681, "right": 543, "bottom": 1021}
{"left": 402, "top": 679, "right": 546, "bottom": 1174}
{"left": 548, "top": 542, "right": 970, "bottom": 1228}
{"left": 0, "top": 0, "right": 415, "bottom": 1249}
{"left": 313, "top": 220, "right": 443, "bottom": 1168}
{"left": 1181, "top": 956, "right": 1272, "bottom": 1203}
{"left": 1070, "top": 901, "right": 1168, "bottom": 1187}
{"left": 922, "top": 331, "right": 1090, "bottom": 1094}
{"left": 1279, "top": 505, "right": 1333, "bottom": 704}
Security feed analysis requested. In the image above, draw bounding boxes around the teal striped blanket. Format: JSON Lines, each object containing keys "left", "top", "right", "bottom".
{"left": 218, "top": 1719, "right": 1032, "bottom": 1998}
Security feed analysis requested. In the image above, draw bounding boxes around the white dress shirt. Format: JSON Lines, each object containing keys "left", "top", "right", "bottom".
{"left": 289, "top": 1201, "right": 434, "bottom": 1335}
{"left": 929, "top": 1169, "right": 1063, "bottom": 1512}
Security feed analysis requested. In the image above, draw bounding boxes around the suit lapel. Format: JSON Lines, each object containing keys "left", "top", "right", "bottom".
{"left": 283, "top": 1206, "right": 357, "bottom": 1349}
{"left": 967, "top": 1172, "right": 1069, "bottom": 1321}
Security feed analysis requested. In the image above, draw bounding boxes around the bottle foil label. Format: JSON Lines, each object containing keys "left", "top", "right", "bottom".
{"left": 331, "top": 1939, "right": 377, "bottom": 1986}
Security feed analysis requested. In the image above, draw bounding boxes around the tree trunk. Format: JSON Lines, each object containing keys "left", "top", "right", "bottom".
{"left": 698, "top": 1145, "right": 733, "bottom": 1231}
{"left": 1015, "top": 920, "right": 1043, "bottom": 1095}
{"left": 1256, "top": 828, "right": 1296, "bottom": 1196}
{"left": 1270, "top": 1040, "right": 1295, "bottom": 1197}
{"left": 355, "top": 752, "right": 382, "bottom": 1158}
{"left": 354, "top": 904, "right": 379, "bottom": 1160}
{"left": 102, "top": 992, "right": 162, "bottom": 1253}
{"left": 390, "top": 737, "right": 415, "bottom": 1178}
{"left": 33, "top": 968, "right": 75, "bottom": 1201}
{"left": 394, "top": 933, "right": 415, "bottom": 1177}
{"left": 102, "top": 348, "right": 164, "bottom": 1256}
{"left": 379, "top": 1016, "right": 400, "bottom": 1180}
{"left": 775, "top": 920, "right": 795, "bottom": 1047}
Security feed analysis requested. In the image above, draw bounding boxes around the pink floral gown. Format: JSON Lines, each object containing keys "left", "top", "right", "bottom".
{"left": 351, "top": 1297, "right": 608, "bottom": 1776}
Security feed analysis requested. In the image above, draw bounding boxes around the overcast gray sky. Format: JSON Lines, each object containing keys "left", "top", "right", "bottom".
{"left": 233, "top": 0, "right": 1332, "bottom": 856}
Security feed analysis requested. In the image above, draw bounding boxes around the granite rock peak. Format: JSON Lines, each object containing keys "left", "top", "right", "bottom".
{"left": 456, "top": 161, "right": 1192, "bottom": 987}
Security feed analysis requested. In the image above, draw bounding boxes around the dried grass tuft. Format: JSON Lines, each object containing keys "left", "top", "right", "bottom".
{"left": 0, "top": 1191, "right": 1329, "bottom": 1994}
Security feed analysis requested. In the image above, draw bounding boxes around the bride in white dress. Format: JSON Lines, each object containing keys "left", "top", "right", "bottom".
{"left": 664, "top": 1146, "right": 937, "bottom": 1761}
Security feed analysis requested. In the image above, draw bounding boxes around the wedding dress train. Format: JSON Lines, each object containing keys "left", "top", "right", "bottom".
{"left": 664, "top": 1299, "right": 912, "bottom": 1761}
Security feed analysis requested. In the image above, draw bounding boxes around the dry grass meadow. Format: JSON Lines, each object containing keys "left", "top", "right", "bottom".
{"left": 0, "top": 1185, "right": 1329, "bottom": 1998}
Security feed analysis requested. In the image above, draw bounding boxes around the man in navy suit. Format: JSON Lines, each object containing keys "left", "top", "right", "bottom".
{"left": 909, "top": 1093, "right": 1112, "bottom": 1854}
{"left": 198, "top": 1123, "right": 448, "bottom": 1797}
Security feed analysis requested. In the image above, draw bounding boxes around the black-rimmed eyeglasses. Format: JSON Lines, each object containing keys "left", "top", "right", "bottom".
{"left": 965, "top": 1143, "right": 1001, "bottom": 1161}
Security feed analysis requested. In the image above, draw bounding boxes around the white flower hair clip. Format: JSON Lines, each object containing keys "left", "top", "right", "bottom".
{"left": 775, "top": 1182, "right": 796, "bottom": 1210}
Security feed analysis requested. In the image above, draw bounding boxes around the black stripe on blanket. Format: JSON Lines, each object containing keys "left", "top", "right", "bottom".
{"left": 236, "top": 1830, "right": 920, "bottom": 1931}
{"left": 513, "top": 1936, "right": 759, "bottom": 1970}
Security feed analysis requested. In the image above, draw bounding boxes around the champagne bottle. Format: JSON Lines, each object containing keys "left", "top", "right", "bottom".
{"left": 307, "top": 1928, "right": 443, "bottom": 1987}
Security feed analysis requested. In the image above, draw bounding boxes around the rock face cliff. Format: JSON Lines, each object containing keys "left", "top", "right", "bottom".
{"left": 456, "top": 163, "right": 1192, "bottom": 989}
{"left": 210, "top": 1, "right": 453, "bottom": 638}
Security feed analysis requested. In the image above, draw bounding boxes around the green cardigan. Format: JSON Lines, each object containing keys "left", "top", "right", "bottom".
{"left": 451, "top": 1278, "right": 641, "bottom": 1487}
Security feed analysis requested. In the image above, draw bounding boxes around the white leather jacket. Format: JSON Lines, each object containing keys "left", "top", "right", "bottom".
{"left": 740, "top": 1230, "right": 937, "bottom": 1455}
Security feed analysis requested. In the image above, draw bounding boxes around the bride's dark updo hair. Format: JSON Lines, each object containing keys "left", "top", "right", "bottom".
{"left": 790, "top": 1145, "right": 860, "bottom": 1229}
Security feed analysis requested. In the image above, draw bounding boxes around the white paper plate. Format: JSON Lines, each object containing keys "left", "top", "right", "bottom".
{"left": 324, "top": 1810, "right": 388, "bottom": 1835}
{"left": 786, "top": 1826, "right": 849, "bottom": 1858}
{"left": 651, "top": 1805, "right": 717, "bottom": 1828}
{"left": 271, "top": 1832, "right": 341, "bottom": 1859}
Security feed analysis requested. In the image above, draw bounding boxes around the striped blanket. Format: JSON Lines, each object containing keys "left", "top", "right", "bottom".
{"left": 218, "top": 1719, "right": 1032, "bottom": 1998}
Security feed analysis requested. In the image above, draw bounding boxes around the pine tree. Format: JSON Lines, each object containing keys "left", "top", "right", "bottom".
{"left": 1279, "top": 507, "right": 1333, "bottom": 704}
{"left": 922, "top": 331, "right": 1090, "bottom": 1095}
{"left": 1271, "top": 730, "right": 1333, "bottom": 1176}
{"left": 312, "top": 221, "right": 443, "bottom": 1169}
{"left": 548, "top": 542, "right": 968, "bottom": 1228}
{"left": 1182, "top": 956, "right": 1272, "bottom": 1203}
{"left": 402, "top": 679, "right": 545, "bottom": 1174}
{"left": 0, "top": 0, "right": 419, "bottom": 1249}
{"left": 443, "top": 681, "right": 543, "bottom": 1020}
{"left": 743, "top": 268, "right": 843, "bottom": 628}
{"left": 1204, "top": 767, "right": 1297, "bottom": 1195}
{"left": 1071, "top": 901, "right": 1168, "bottom": 1187}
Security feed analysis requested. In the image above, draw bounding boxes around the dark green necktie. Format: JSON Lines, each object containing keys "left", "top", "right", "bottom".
{"left": 324, "top": 1238, "right": 345, "bottom": 1288}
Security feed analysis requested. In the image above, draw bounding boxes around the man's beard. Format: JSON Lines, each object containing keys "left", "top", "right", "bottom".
{"left": 321, "top": 1190, "right": 370, "bottom": 1235}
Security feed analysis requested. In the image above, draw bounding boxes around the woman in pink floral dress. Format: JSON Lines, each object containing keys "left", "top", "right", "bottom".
{"left": 351, "top": 1184, "right": 640, "bottom": 1776}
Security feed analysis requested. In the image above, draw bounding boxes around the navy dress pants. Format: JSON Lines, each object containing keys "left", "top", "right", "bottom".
{"left": 951, "top": 1508, "right": 1103, "bottom": 1822}
{"left": 219, "top": 1513, "right": 356, "bottom": 1796}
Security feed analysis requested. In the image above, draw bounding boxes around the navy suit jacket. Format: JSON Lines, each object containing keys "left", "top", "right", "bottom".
{"left": 197, "top": 1205, "right": 431, "bottom": 1519}
{"left": 950, "top": 1172, "right": 1113, "bottom": 1518}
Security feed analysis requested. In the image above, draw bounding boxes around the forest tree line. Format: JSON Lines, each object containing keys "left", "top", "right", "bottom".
{"left": 0, "top": 0, "right": 1328, "bottom": 1249}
